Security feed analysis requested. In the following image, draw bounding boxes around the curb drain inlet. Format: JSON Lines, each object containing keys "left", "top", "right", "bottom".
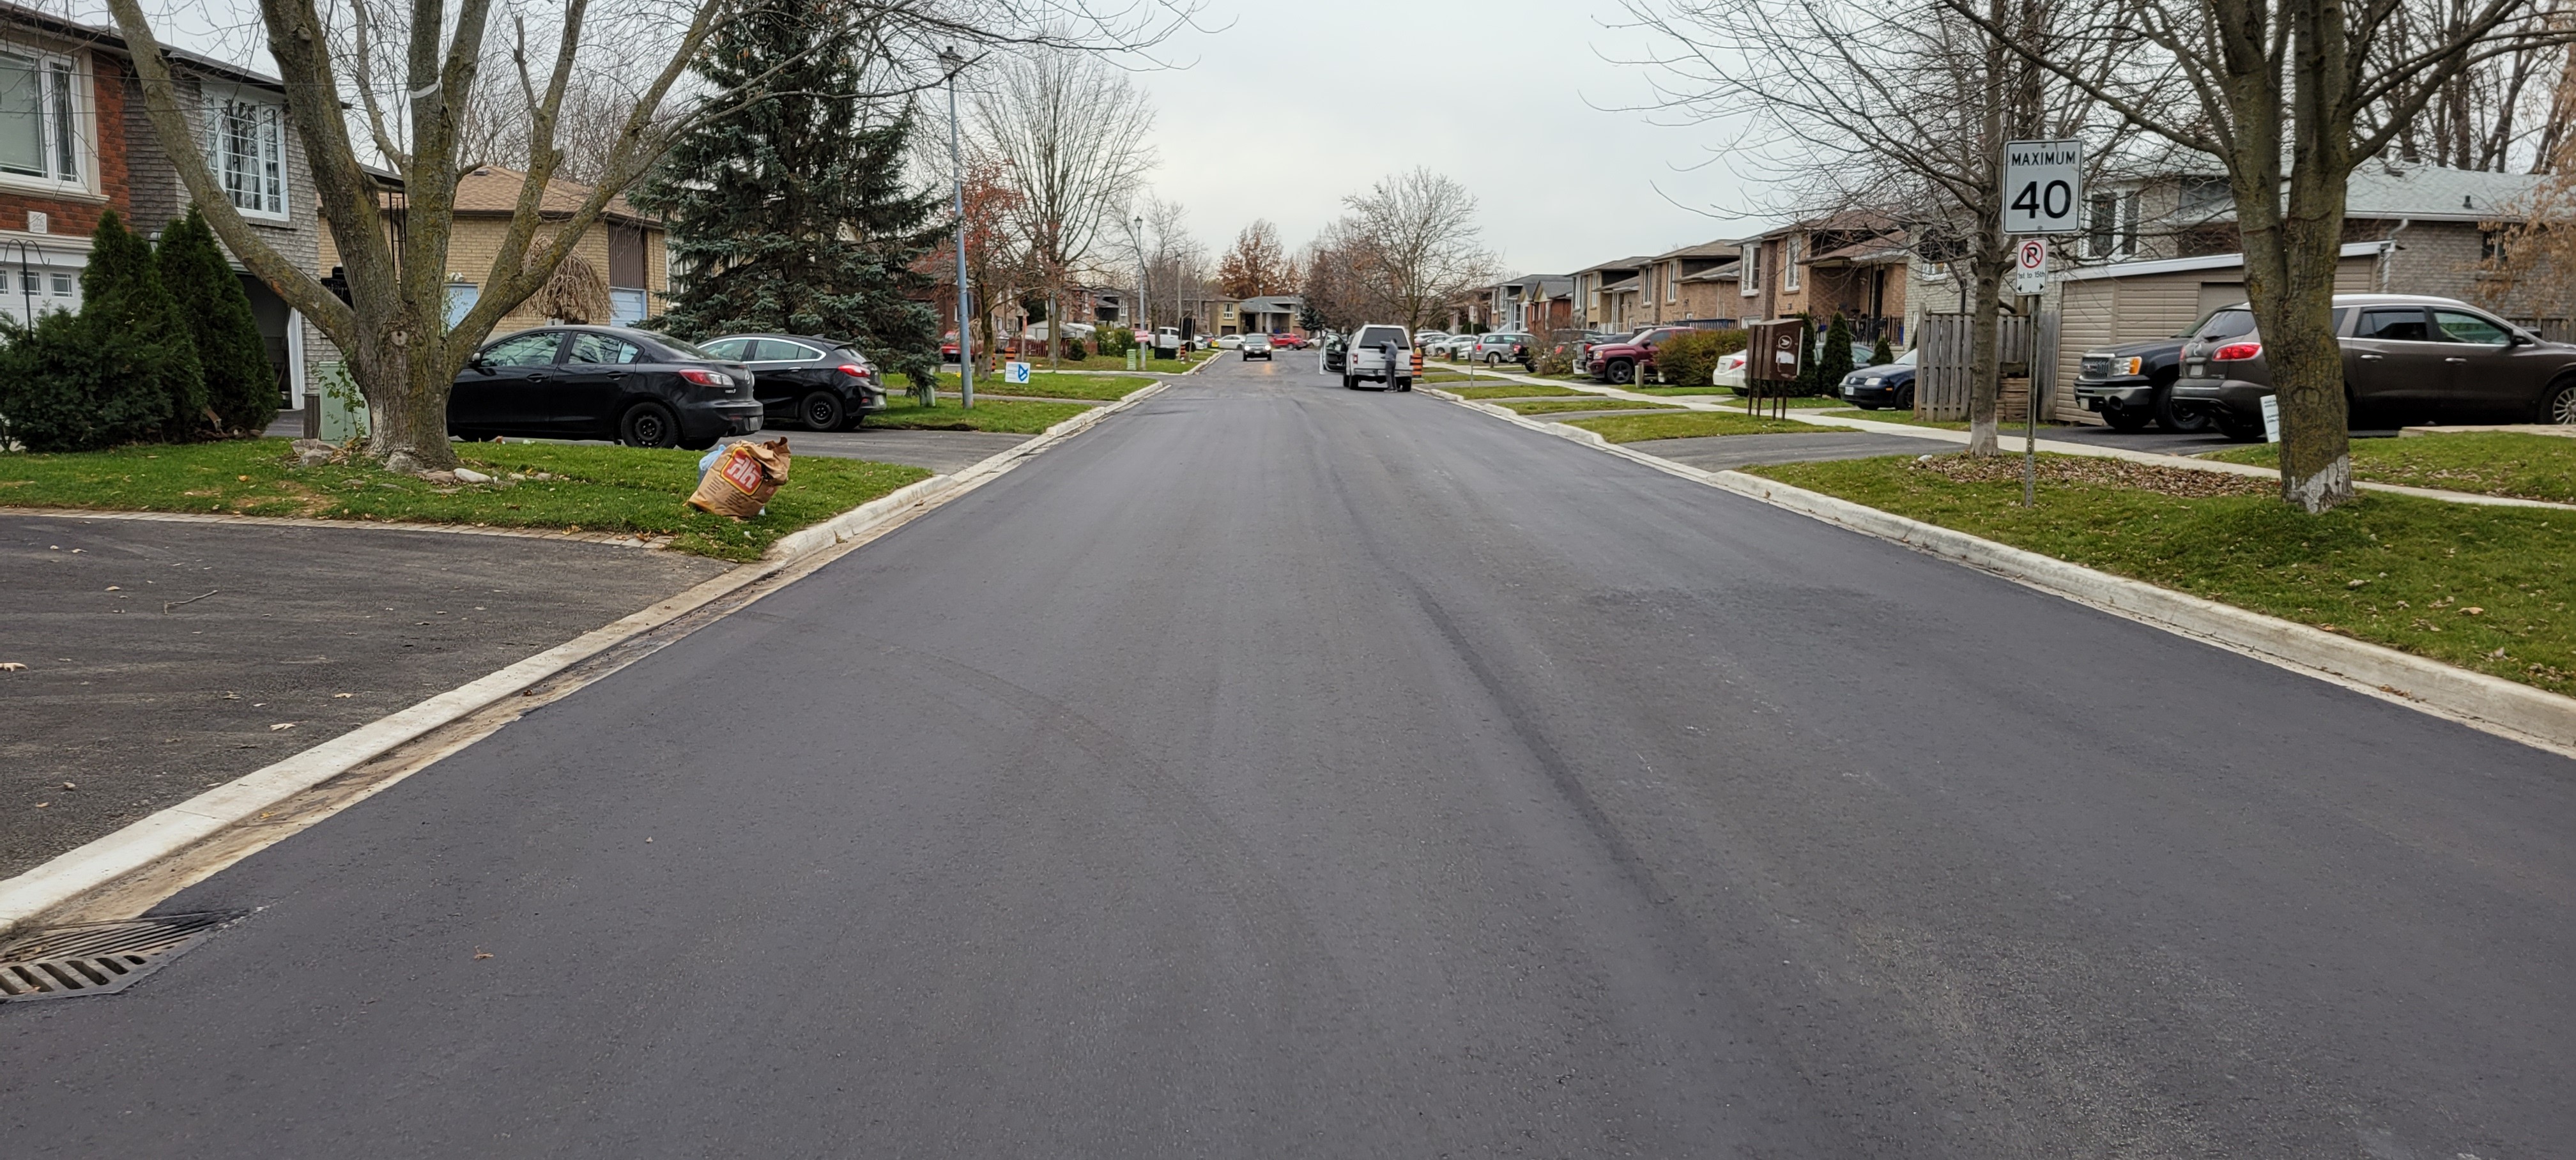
{"left": 0, "top": 911, "right": 247, "bottom": 1003}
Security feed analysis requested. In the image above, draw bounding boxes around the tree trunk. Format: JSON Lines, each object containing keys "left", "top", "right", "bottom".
{"left": 2253, "top": 167, "right": 2357, "bottom": 512}
{"left": 1964, "top": 246, "right": 2008, "bottom": 455}
{"left": 353, "top": 319, "right": 470, "bottom": 473}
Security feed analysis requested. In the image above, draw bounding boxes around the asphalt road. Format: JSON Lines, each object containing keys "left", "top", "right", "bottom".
{"left": 8, "top": 351, "right": 2573, "bottom": 1156}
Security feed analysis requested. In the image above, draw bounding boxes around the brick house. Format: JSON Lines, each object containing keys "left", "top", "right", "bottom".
{"left": 1569, "top": 255, "right": 1652, "bottom": 331}
{"left": 1735, "top": 214, "right": 1910, "bottom": 343}
{"left": 1632, "top": 241, "right": 1742, "bottom": 327}
{"left": 0, "top": 3, "right": 335, "bottom": 405}
{"left": 321, "top": 164, "right": 671, "bottom": 339}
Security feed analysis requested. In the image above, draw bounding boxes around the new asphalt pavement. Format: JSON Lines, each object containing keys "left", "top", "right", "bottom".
{"left": 8, "top": 352, "right": 2572, "bottom": 1156}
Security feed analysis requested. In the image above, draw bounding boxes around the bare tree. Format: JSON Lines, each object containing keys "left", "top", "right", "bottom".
{"left": 1214, "top": 218, "right": 1288, "bottom": 298}
{"left": 970, "top": 48, "right": 1157, "bottom": 365}
{"left": 1623, "top": 0, "right": 2142, "bottom": 454}
{"left": 1326, "top": 169, "right": 1498, "bottom": 332}
{"left": 105, "top": 0, "right": 1195, "bottom": 470}
{"left": 1946, "top": 0, "right": 2576, "bottom": 510}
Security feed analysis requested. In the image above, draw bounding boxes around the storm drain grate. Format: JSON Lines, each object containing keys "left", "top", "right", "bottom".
{"left": 0, "top": 911, "right": 247, "bottom": 1003}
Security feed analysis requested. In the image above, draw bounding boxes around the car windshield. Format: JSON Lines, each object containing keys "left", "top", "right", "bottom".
{"left": 2188, "top": 309, "right": 2257, "bottom": 341}
{"left": 1889, "top": 348, "right": 1918, "bottom": 367}
{"left": 636, "top": 331, "right": 717, "bottom": 360}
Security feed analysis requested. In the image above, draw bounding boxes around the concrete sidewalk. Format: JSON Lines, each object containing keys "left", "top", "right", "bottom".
{"left": 0, "top": 514, "right": 729, "bottom": 879}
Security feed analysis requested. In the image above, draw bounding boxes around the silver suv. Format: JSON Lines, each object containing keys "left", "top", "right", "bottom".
{"left": 2170, "top": 293, "right": 2576, "bottom": 439}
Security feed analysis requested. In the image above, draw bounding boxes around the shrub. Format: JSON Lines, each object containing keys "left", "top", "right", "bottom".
{"left": 1818, "top": 313, "right": 1857, "bottom": 393}
{"left": 1870, "top": 334, "right": 1894, "bottom": 368}
{"left": 1654, "top": 327, "right": 1749, "bottom": 387}
{"left": 156, "top": 206, "right": 278, "bottom": 435}
{"left": 80, "top": 209, "right": 208, "bottom": 437}
{"left": 1062, "top": 338, "right": 1088, "bottom": 360}
{"left": 0, "top": 309, "right": 176, "bottom": 451}
{"left": 1098, "top": 326, "right": 1135, "bottom": 356}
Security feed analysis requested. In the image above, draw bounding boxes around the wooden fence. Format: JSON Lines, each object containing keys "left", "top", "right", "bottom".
{"left": 1913, "top": 312, "right": 2059, "bottom": 423}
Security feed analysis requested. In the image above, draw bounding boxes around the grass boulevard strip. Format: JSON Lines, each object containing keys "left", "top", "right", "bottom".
{"left": 0, "top": 439, "right": 931, "bottom": 562}
{"left": 2209, "top": 431, "right": 2576, "bottom": 505}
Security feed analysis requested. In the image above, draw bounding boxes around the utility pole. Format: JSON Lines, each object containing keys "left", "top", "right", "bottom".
{"left": 940, "top": 46, "right": 974, "bottom": 409}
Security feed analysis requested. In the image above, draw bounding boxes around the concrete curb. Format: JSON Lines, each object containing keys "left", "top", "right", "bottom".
{"left": 0, "top": 382, "right": 1171, "bottom": 938}
{"left": 1431, "top": 390, "right": 2576, "bottom": 757}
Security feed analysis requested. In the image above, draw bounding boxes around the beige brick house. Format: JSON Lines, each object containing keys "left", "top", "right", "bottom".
{"left": 318, "top": 164, "right": 669, "bottom": 337}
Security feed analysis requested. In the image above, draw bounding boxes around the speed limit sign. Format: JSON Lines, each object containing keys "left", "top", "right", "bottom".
{"left": 2002, "top": 139, "right": 2083, "bottom": 234}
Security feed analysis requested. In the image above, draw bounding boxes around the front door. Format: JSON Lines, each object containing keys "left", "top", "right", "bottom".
{"left": 2428, "top": 307, "right": 2526, "bottom": 420}
{"left": 555, "top": 332, "right": 647, "bottom": 435}
{"left": 452, "top": 330, "right": 562, "bottom": 432}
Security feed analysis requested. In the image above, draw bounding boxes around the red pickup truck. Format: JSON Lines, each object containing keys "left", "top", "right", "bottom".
{"left": 1584, "top": 326, "right": 1698, "bottom": 385}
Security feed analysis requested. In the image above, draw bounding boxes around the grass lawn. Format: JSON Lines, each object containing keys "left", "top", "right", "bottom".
{"left": 1665, "top": 391, "right": 1848, "bottom": 407}
{"left": 2205, "top": 432, "right": 2576, "bottom": 505}
{"left": 1563, "top": 411, "right": 1826, "bottom": 442}
{"left": 1815, "top": 408, "right": 1970, "bottom": 429}
{"left": 866, "top": 395, "right": 1091, "bottom": 434}
{"left": 0, "top": 439, "right": 930, "bottom": 562}
{"left": 934, "top": 371, "right": 1153, "bottom": 402}
{"left": 1501, "top": 399, "right": 1682, "bottom": 416}
{"left": 1440, "top": 384, "right": 1592, "bottom": 399}
{"left": 1746, "top": 453, "right": 2576, "bottom": 694}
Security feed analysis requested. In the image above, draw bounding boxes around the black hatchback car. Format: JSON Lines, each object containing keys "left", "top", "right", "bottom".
{"left": 450, "top": 326, "right": 763, "bottom": 449}
{"left": 696, "top": 334, "right": 890, "bottom": 431}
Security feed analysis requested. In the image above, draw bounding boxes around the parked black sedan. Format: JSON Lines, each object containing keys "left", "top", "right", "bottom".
{"left": 450, "top": 326, "right": 763, "bottom": 449}
{"left": 1837, "top": 348, "right": 1918, "bottom": 409}
{"left": 696, "top": 334, "right": 890, "bottom": 431}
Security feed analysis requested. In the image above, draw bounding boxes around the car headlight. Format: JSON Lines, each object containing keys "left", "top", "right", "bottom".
{"left": 2117, "top": 356, "right": 2143, "bottom": 376}
{"left": 1864, "top": 376, "right": 1882, "bottom": 386}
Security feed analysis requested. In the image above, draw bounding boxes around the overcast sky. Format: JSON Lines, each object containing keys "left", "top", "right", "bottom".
{"left": 1129, "top": 0, "right": 1770, "bottom": 273}
{"left": 104, "top": 0, "right": 1777, "bottom": 275}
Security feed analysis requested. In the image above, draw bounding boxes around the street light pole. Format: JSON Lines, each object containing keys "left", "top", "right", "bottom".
{"left": 1132, "top": 214, "right": 1146, "bottom": 356}
{"left": 941, "top": 47, "right": 973, "bottom": 410}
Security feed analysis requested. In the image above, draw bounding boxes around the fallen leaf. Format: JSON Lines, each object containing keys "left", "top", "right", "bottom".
{"left": 33, "top": 802, "right": 46, "bottom": 809}
{"left": 61, "top": 782, "right": 74, "bottom": 790}
{"left": 105, "top": 585, "right": 120, "bottom": 591}
{"left": 0, "top": 662, "right": 25, "bottom": 672}
{"left": 333, "top": 692, "right": 354, "bottom": 698}
{"left": 2462, "top": 606, "right": 2486, "bottom": 616}
{"left": 473, "top": 949, "right": 494, "bottom": 961}
{"left": 236, "top": 475, "right": 250, "bottom": 482}
{"left": 270, "top": 722, "right": 297, "bottom": 731}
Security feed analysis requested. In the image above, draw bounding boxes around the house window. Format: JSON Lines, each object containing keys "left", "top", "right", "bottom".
{"left": 2180, "top": 176, "right": 2228, "bottom": 216}
{"left": 1666, "top": 261, "right": 1679, "bottom": 303}
{"left": 2087, "top": 192, "right": 2140, "bottom": 259}
{"left": 1740, "top": 243, "right": 1759, "bottom": 296}
{"left": 205, "top": 93, "right": 288, "bottom": 219}
{"left": 1782, "top": 238, "right": 1801, "bottom": 292}
{"left": 0, "top": 51, "right": 82, "bottom": 187}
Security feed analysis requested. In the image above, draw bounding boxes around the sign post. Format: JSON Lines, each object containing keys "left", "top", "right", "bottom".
{"left": 2004, "top": 140, "right": 2079, "bottom": 507}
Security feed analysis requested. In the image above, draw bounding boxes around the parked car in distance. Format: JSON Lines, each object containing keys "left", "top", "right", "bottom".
{"left": 697, "top": 333, "right": 889, "bottom": 431}
{"left": 1577, "top": 330, "right": 1642, "bottom": 376}
{"left": 1427, "top": 333, "right": 1474, "bottom": 360}
{"left": 1271, "top": 332, "right": 1306, "bottom": 350}
{"left": 1469, "top": 332, "right": 1533, "bottom": 365}
{"left": 1586, "top": 326, "right": 1703, "bottom": 384}
{"left": 1838, "top": 348, "right": 1919, "bottom": 410}
{"left": 2172, "top": 293, "right": 2576, "bottom": 440}
{"left": 1216, "top": 333, "right": 1245, "bottom": 349}
{"left": 1712, "top": 349, "right": 1748, "bottom": 388}
{"left": 1241, "top": 333, "right": 1275, "bottom": 360}
{"left": 450, "top": 326, "right": 763, "bottom": 449}
{"left": 1343, "top": 324, "right": 1418, "bottom": 390}
{"left": 2069, "top": 313, "right": 2239, "bottom": 432}
{"left": 1414, "top": 330, "right": 1453, "bottom": 351}
{"left": 941, "top": 330, "right": 961, "bottom": 362}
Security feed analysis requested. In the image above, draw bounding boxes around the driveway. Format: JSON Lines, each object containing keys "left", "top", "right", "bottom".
{"left": 0, "top": 515, "right": 727, "bottom": 879}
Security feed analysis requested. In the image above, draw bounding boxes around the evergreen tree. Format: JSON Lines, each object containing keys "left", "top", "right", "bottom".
{"left": 80, "top": 208, "right": 207, "bottom": 438}
{"left": 1819, "top": 313, "right": 1857, "bottom": 393}
{"left": 157, "top": 207, "right": 279, "bottom": 434}
{"left": 634, "top": 0, "right": 946, "bottom": 386}
{"left": 1869, "top": 333, "right": 1894, "bottom": 367}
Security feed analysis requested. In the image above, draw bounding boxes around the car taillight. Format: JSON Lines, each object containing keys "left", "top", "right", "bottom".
{"left": 837, "top": 363, "right": 872, "bottom": 378}
{"left": 679, "top": 368, "right": 730, "bottom": 386}
{"left": 2211, "top": 342, "right": 2262, "bottom": 362}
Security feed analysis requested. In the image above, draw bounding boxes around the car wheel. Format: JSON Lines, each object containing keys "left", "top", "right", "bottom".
{"left": 1343, "top": 374, "right": 1358, "bottom": 390}
{"left": 1484, "top": 353, "right": 1501, "bottom": 365}
{"left": 2542, "top": 378, "right": 2576, "bottom": 425}
{"left": 1896, "top": 386, "right": 1915, "bottom": 411}
{"left": 2103, "top": 404, "right": 2153, "bottom": 432}
{"left": 2153, "top": 386, "right": 2211, "bottom": 432}
{"left": 1606, "top": 359, "right": 1634, "bottom": 385}
{"left": 801, "top": 392, "right": 844, "bottom": 432}
{"left": 620, "top": 401, "right": 680, "bottom": 448}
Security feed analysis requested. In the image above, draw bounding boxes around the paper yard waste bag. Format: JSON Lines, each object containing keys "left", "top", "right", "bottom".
{"left": 686, "top": 438, "right": 791, "bottom": 518}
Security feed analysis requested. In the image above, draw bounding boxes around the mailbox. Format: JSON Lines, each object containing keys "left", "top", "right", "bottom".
{"left": 1748, "top": 319, "right": 1808, "bottom": 384}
